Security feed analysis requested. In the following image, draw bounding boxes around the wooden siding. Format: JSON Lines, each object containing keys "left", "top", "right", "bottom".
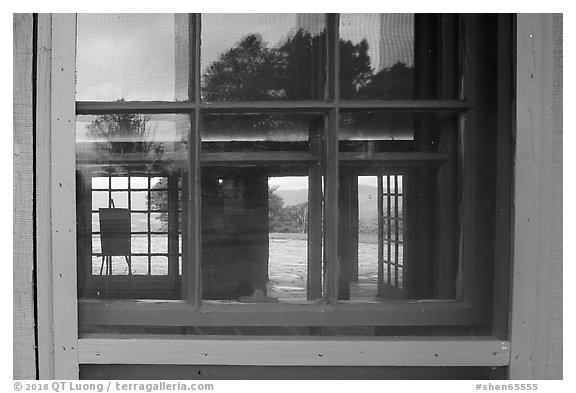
{"left": 13, "top": 13, "right": 37, "bottom": 380}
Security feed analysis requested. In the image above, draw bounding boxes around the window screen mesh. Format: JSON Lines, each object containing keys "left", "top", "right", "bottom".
{"left": 76, "top": 14, "right": 190, "bottom": 101}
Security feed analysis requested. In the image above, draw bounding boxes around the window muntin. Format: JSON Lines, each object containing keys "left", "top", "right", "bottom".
{"left": 75, "top": 14, "right": 500, "bottom": 337}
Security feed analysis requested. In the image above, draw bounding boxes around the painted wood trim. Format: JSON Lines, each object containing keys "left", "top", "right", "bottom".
{"left": 35, "top": 12, "right": 55, "bottom": 380}
{"left": 307, "top": 123, "right": 323, "bottom": 300}
{"left": 13, "top": 13, "right": 37, "bottom": 380}
{"left": 338, "top": 100, "right": 472, "bottom": 111}
{"left": 323, "top": 14, "right": 339, "bottom": 303}
{"left": 201, "top": 151, "right": 318, "bottom": 165}
{"left": 76, "top": 100, "right": 471, "bottom": 114}
{"left": 50, "top": 13, "right": 79, "bottom": 379}
{"left": 492, "top": 14, "right": 514, "bottom": 340}
{"left": 78, "top": 299, "right": 473, "bottom": 327}
{"left": 79, "top": 337, "right": 510, "bottom": 367}
{"left": 339, "top": 152, "right": 449, "bottom": 164}
{"left": 546, "top": 13, "right": 562, "bottom": 380}
{"left": 458, "top": 15, "right": 477, "bottom": 306}
{"left": 509, "top": 14, "right": 555, "bottom": 380}
{"left": 190, "top": 13, "right": 202, "bottom": 307}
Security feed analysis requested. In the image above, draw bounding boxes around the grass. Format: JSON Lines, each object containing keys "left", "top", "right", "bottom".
{"left": 269, "top": 232, "right": 381, "bottom": 245}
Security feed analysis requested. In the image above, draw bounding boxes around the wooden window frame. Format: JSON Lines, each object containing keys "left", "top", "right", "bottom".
{"left": 35, "top": 13, "right": 556, "bottom": 379}
{"left": 75, "top": 13, "right": 479, "bottom": 325}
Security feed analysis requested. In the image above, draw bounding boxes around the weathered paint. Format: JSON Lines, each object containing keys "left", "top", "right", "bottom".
{"left": 79, "top": 337, "right": 511, "bottom": 367}
{"left": 13, "top": 13, "right": 37, "bottom": 380}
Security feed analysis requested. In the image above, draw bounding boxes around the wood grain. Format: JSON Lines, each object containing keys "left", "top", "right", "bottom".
{"left": 50, "top": 14, "right": 79, "bottom": 379}
{"left": 79, "top": 337, "right": 511, "bottom": 367}
{"left": 35, "top": 13, "right": 54, "bottom": 379}
{"left": 13, "top": 13, "right": 36, "bottom": 380}
{"left": 509, "top": 14, "right": 555, "bottom": 380}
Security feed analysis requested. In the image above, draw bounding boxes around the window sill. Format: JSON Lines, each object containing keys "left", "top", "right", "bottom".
{"left": 78, "top": 336, "right": 510, "bottom": 367}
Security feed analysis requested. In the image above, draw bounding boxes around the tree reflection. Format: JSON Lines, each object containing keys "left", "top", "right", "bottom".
{"left": 202, "top": 29, "right": 414, "bottom": 101}
{"left": 87, "top": 112, "right": 161, "bottom": 155}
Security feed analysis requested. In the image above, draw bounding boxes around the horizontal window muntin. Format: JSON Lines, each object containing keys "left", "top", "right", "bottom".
{"left": 76, "top": 100, "right": 473, "bottom": 113}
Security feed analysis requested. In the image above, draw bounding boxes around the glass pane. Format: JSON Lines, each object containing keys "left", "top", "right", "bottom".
{"left": 76, "top": 14, "right": 190, "bottom": 101}
{"left": 339, "top": 112, "right": 459, "bottom": 153}
{"left": 202, "top": 113, "right": 324, "bottom": 153}
{"left": 201, "top": 168, "right": 313, "bottom": 303}
{"left": 130, "top": 256, "right": 149, "bottom": 276}
{"left": 150, "top": 214, "right": 167, "bottom": 232}
{"left": 150, "top": 191, "right": 168, "bottom": 211}
{"left": 130, "top": 191, "right": 148, "bottom": 211}
{"left": 338, "top": 169, "right": 457, "bottom": 302}
{"left": 110, "top": 191, "right": 128, "bottom": 208}
{"left": 340, "top": 14, "right": 459, "bottom": 100}
{"left": 91, "top": 177, "right": 108, "bottom": 189}
{"left": 91, "top": 191, "right": 110, "bottom": 210}
{"left": 77, "top": 115, "right": 186, "bottom": 301}
{"left": 91, "top": 213, "right": 100, "bottom": 232}
{"left": 111, "top": 177, "right": 128, "bottom": 189}
{"left": 131, "top": 212, "right": 147, "bottom": 232}
{"left": 151, "top": 177, "right": 167, "bottom": 189}
{"left": 131, "top": 234, "right": 148, "bottom": 255}
{"left": 151, "top": 256, "right": 169, "bottom": 275}
{"left": 201, "top": 14, "right": 325, "bottom": 101}
{"left": 268, "top": 177, "right": 309, "bottom": 300}
{"left": 76, "top": 114, "right": 189, "bottom": 165}
{"left": 131, "top": 177, "right": 150, "bottom": 190}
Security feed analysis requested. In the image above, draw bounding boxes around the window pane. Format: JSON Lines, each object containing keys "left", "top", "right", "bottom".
{"left": 130, "top": 192, "right": 148, "bottom": 211}
{"left": 339, "top": 14, "right": 457, "bottom": 100}
{"left": 76, "top": 114, "right": 189, "bottom": 164}
{"left": 131, "top": 212, "right": 147, "bottom": 232}
{"left": 338, "top": 169, "right": 457, "bottom": 302}
{"left": 201, "top": 168, "right": 314, "bottom": 302}
{"left": 77, "top": 113, "right": 186, "bottom": 300}
{"left": 339, "top": 112, "right": 458, "bottom": 153}
{"left": 201, "top": 14, "right": 325, "bottom": 101}
{"left": 111, "top": 177, "right": 128, "bottom": 189}
{"left": 130, "top": 256, "right": 149, "bottom": 276}
{"left": 340, "top": 14, "right": 414, "bottom": 100}
{"left": 76, "top": 14, "right": 190, "bottom": 101}
{"left": 202, "top": 114, "right": 323, "bottom": 153}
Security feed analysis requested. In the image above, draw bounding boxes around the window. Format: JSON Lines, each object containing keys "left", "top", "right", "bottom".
{"left": 71, "top": 13, "right": 512, "bottom": 365}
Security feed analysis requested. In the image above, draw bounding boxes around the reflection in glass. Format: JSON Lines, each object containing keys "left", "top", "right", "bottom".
{"left": 201, "top": 168, "right": 312, "bottom": 302}
{"left": 76, "top": 114, "right": 187, "bottom": 300}
{"left": 76, "top": 114, "right": 189, "bottom": 169}
{"left": 339, "top": 14, "right": 414, "bottom": 100}
{"left": 353, "top": 176, "right": 405, "bottom": 301}
{"left": 202, "top": 114, "right": 323, "bottom": 152}
{"left": 339, "top": 112, "right": 458, "bottom": 153}
{"left": 339, "top": 112, "right": 414, "bottom": 153}
{"left": 76, "top": 14, "right": 190, "bottom": 101}
{"left": 201, "top": 14, "right": 325, "bottom": 101}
